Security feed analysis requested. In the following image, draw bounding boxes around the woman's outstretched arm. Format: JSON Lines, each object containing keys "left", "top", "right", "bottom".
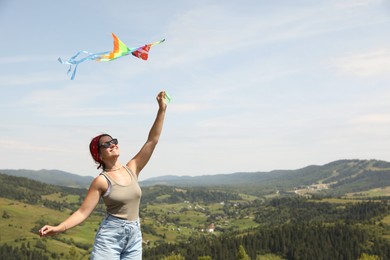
{"left": 127, "top": 90, "right": 167, "bottom": 176}
{"left": 39, "top": 176, "right": 106, "bottom": 237}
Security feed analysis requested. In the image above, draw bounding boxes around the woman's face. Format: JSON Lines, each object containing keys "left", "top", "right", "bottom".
{"left": 99, "top": 135, "right": 120, "bottom": 161}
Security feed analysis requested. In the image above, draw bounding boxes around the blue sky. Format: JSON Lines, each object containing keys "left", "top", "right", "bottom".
{"left": 0, "top": 0, "right": 389, "bottom": 180}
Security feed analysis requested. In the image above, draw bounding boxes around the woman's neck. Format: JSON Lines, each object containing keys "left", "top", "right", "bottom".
{"left": 104, "top": 161, "right": 123, "bottom": 172}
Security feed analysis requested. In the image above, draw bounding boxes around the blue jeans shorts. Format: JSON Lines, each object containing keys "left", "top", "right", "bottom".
{"left": 91, "top": 214, "right": 142, "bottom": 260}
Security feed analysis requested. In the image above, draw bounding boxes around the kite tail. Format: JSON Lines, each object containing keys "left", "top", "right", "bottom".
{"left": 58, "top": 50, "right": 110, "bottom": 80}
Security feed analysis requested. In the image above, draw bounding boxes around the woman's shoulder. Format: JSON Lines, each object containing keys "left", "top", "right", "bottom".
{"left": 91, "top": 174, "right": 110, "bottom": 191}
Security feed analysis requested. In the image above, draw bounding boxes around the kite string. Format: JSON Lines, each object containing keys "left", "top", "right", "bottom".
{"left": 165, "top": 92, "right": 172, "bottom": 104}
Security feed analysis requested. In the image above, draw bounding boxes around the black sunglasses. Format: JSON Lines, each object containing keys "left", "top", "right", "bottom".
{"left": 99, "top": 138, "right": 118, "bottom": 148}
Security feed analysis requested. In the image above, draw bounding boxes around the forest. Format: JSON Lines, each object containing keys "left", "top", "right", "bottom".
{"left": 143, "top": 198, "right": 390, "bottom": 259}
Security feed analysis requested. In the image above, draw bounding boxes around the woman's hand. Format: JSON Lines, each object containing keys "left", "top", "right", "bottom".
{"left": 156, "top": 90, "right": 168, "bottom": 110}
{"left": 39, "top": 224, "right": 64, "bottom": 237}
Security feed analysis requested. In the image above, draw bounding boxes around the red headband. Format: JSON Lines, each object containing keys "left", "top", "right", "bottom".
{"left": 89, "top": 134, "right": 104, "bottom": 164}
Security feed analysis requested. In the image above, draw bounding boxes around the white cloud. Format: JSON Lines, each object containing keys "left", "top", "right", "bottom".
{"left": 0, "top": 139, "right": 65, "bottom": 152}
{"left": 158, "top": 2, "right": 387, "bottom": 72}
{"left": 335, "top": 0, "right": 383, "bottom": 9}
{"left": 349, "top": 113, "right": 390, "bottom": 124}
{"left": 332, "top": 48, "right": 390, "bottom": 77}
{"left": 0, "top": 72, "right": 62, "bottom": 86}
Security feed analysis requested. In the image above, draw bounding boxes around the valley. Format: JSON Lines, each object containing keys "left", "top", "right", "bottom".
{"left": 1, "top": 159, "right": 390, "bottom": 259}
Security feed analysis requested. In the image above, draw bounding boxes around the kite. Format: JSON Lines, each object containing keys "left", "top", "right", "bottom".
{"left": 58, "top": 33, "right": 165, "bottom": 80}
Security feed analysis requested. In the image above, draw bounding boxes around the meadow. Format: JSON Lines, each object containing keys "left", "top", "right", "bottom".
{"left": 0, "top": 197, "right": 99, "bottom": 259}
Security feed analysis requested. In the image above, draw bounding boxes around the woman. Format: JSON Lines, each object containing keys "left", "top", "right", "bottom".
{"left": 39, "top": 90, "right": 168, "bottom": 259}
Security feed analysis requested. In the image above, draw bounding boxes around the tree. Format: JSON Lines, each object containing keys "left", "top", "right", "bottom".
{"left": 198, "top": 256, "right": 212, "bottom": 260}
{"left": 256, "top": 253, "right": 284, "bottom": 260}
{"left": 358, "top": 253, "right": 381, "bottom": 260}
{"left": 2, "top": 211, "right": 10, "bottom": 219}
{"left": 68, "top": 246, "right": 79, "bottom": 259}
{"left": 237, "top": 245, "right": 250, "bottom": 260}
{"left": 162, "top": 253, "right": 185, "bottom": 260}
{"left": 35, "top": 239, "right": 46, "bottom": 250}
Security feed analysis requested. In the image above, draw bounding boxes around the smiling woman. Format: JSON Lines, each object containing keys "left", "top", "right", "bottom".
{"left": 38, "top": 90, "right": 168, "bottom": 260}
{"left": 89, "top": 135, "right": 119, "bottom": 170}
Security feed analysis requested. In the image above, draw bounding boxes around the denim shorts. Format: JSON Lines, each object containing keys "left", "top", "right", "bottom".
{"left": 91, "top": 214, "right": 142, "bottom": 260}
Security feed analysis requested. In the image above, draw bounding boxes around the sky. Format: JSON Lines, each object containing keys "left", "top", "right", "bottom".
{"left": 0, "top": 0, "right": 389, "bottom": 181}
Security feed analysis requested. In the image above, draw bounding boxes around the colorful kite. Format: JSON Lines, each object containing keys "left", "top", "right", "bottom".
{"left": 58, "top": 33, "right": 165, "bottom": 80}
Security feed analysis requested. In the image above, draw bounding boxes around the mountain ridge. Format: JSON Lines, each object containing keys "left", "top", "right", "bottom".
{"left": 0, "top": 169, "right": 94, "bottom": 189}
{"left": 1, "top": 159, "right": 390, "bottom": 195}
{"left": 140, "top": 159, "right": 390, "bottom": 195}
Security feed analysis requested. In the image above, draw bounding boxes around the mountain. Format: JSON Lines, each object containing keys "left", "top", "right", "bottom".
{"left": 1, "top": 159, "right": 390, "bottom": 196}
{"left": 140, "top": 159, "right": 390, "bottom": 196}
{"left": 0, "top": 169, "right": 94, "bottom": 189}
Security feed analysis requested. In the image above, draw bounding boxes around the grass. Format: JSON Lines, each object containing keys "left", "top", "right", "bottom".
{"left": 230, "top": 216, "right": 259, "bottom": 230}
{"left": 144, "top": 203, "right": 209, "bottom": 228}
{"left": 344, "top": 186, "right": 390, "bottom": 198}
{"left": 315, "top": 198, "right": 362, "bottom": 204}
{"left": 0, "top": 197, "right": 102, "bottom": 259}
{"left": 257, "top": 253, "right": 285, "bottom": 260}
{"left": 381, "top": 214, "right": 390, "bottom": 242}
{"left": 140, "top": 199, "right": 263, "bottom": 246}
{"left": 42, "top": 192, "right": 80, "bottom": 204}
{"left": 382, "top": 215, "right": 390, "bottom": 225}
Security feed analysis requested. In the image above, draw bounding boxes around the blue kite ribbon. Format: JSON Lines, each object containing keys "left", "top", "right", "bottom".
{"left": 58, "top": 50, "right": 109, "bottom": 80}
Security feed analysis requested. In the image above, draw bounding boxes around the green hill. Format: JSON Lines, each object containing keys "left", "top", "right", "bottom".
{"left": 141, "top": 159, "right": 390, "bottom": 196}
{"left": 2, "top": 160, "right": 390, "bottom": 197}
{"left": 0, "top": 174, "right": 103, "bottom": 259}
{"left": 0, "top": 169, "right": 94, "bottom": 189}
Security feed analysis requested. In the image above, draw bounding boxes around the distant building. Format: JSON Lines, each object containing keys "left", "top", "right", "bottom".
{"left": 207, "top": 223, "right": 215, "bottom": 233}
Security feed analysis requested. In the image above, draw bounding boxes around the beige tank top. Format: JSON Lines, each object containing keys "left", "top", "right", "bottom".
{"left": 100, "top": 166, "right": 142, "bottom": 221}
